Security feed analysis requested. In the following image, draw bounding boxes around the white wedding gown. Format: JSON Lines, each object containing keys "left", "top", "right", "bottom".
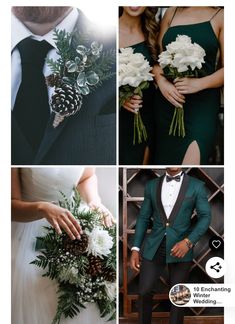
{"left": 12, "top": 168, "right": 115, "bottom": 324}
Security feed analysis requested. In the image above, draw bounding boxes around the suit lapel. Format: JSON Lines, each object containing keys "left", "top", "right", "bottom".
{"left": 168, "top": 174, "right": 190, "bottom": 225}
{"left": 156, "top": 175, "right": 168, "bottom": 225}
{"left": 33, "top": 113, "right": 70, "bottom": 164}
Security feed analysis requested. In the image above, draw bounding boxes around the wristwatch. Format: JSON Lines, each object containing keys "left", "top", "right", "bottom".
{"left": 184, "top": 238, "right": 193, "bottom": 249}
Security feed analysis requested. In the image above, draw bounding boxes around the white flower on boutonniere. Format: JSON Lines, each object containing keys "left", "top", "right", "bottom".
{"left": 158, "top": 34, "right": 206, "bottom": 137}
{"left": 45, "top": 29, "right": 115, "bottom": 128}
{"left": 86, "top": 227, "right": 113, "bottom": 258}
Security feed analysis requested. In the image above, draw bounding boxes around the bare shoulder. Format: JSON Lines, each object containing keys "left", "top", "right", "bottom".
{"left": 216, "top": 8, "right": 224, "bottom": 26}
{"left": 162, "top": 7, "right": 177, "bottom": 25}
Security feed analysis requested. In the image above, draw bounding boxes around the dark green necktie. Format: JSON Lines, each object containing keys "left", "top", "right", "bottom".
{"left": 13, "top": 37, "right": 53, "bottom": 152}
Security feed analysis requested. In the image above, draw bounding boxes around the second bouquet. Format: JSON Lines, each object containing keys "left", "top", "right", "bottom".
{"left": 158, "top": 35, "right": 206, "bottom": 138}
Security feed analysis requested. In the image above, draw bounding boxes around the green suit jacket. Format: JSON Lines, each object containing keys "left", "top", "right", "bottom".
{"left": 132, "top": 174, "right": 211, "bottom": 263}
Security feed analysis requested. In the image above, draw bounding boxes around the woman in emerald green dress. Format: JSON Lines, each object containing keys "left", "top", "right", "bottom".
{"left": 154, "top": 7, "right": 224, "bottom": 165}
{"left": 119, "top": 7, "right": 159, "bottom": 165}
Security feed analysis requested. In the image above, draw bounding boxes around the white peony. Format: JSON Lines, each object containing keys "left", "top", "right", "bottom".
{"left": 158, "top": 34, "right": 205, "bottom": 73}
{"left": 104, "top": 281, "right": 116, "bottom": 301}
{"left": 86, "top": 227, "right": 113, "bottom": 258}
{"left": 119, "top": 47, "right": 153, "bottom": 87}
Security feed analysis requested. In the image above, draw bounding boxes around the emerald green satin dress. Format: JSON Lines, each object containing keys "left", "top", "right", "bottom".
{"left": 154, "top": 21, "right": 221, "bottom": 164}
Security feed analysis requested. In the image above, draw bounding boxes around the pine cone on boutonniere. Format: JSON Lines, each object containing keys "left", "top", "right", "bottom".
{"left": 45, "top": 29, "right": 116, "bottom": 127}
{"left": 50, "top": 84, "right": 82, "bottom": 128}
{"left": 45, "top": 73, "right": 62, "bottom": 88}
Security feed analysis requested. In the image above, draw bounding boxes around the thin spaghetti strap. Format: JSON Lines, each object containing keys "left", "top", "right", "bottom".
{"left": 210, "top": 8, "right": 222, "bottom": 21}
{"left": 169, "top": 7, "right": 178, "bottom": 26}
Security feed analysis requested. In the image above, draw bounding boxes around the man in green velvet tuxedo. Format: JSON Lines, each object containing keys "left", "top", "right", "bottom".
{"left": 130, "top": 168, "right": 211, "bottom": 324}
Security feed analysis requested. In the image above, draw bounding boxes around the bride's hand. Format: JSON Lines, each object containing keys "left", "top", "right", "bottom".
{"left": 157, "top": 77, "right": 185, "bottom": 107}
{"left": 123, "top": 95, "right": 143, "bottom": 114}
{"left": 88, "top": 201, "right": 116, "bottom": 228}
{"left": 38, "top": 202, "right": 82, "bottom": 240}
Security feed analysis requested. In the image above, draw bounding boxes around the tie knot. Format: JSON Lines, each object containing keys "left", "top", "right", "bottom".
{"left": 166, "top": 174, "right": 181, "bottom": 182}
{"left": 17, "top": 37, "right": 53, "bottom": 65}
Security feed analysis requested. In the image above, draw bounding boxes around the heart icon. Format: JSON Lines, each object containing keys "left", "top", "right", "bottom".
{"left": 212, "top": 240, "right": 221, "bottom": 249}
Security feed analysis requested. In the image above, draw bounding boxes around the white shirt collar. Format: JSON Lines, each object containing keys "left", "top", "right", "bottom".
{"left": 165, "top": 171, "right": 184, "bottom": 178}
{"left": 11, "top": 8, "right": 79, "bottom": 51}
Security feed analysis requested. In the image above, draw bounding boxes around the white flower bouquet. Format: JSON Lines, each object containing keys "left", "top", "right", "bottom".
{"left": 31, "top": 189, "right": 116, "bottom": 324}
{"left": 158, "top": 35, "right": 206, "bottom": 137}
{"left": 119, "top": 47, "right": 154, "bottom": 144}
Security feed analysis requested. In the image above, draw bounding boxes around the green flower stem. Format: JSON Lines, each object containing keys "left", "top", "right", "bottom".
{"left": 133, "top": 112, "right": 147, "bottom": 145}
{"left": 169, "top": 107, "right": 177, "bottom": 135}
{"left": 181, "top": 108, "right": 185, "bottom": 137}
{"left": 169, "top": 106, "right": 185, "bottom": 138}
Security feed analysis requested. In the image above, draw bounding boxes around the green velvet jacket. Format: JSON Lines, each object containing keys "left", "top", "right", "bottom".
{"left": 132, "top": 174, "right": 211, "bottom": 263}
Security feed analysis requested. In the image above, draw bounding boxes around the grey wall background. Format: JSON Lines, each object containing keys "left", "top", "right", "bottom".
{"left": 96, "top": 167, "right": 116, "bottom": 218}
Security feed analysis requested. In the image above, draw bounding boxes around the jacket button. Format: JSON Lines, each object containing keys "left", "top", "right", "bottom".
{"left": 166, "top": 222, "right": 170, "bottom": 227}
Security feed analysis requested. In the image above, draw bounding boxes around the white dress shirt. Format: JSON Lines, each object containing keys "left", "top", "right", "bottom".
{"left": 132, "top": 171, "right": 184, "bottom": 252}
{"left": 11, "top": 8, "right": 79, "bottom": 110}
{"left": 161, "top": 171, "right": 184, "bottom": 218}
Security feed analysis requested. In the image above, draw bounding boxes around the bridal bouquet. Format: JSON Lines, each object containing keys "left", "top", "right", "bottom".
{"left": 119, "top": 47, "right": 154, "bottom": 144}
{"left": 158, "top": 35, "right": 206, "bottom": 137}
{"left": 46, "top": 29, "right": 115, "bottom": 127}
{"left": 31, "top": 189, "right": 116, "bottom": 324}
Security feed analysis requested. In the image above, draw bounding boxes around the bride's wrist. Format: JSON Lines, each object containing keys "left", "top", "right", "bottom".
{"left": 37, "top": 201, "right": 50, "bottom": 218}
{"left": 88, "top": 198, "right": 102, "bottom": 208}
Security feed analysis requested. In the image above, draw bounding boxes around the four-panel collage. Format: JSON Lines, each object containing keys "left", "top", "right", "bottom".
{"left": 11, "top": 5, "right": 224, "bottom": 324}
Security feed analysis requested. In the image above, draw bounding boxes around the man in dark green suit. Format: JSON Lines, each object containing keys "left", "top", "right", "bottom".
{"left": 130, "top": 168, "right": 211, "bottom": 324}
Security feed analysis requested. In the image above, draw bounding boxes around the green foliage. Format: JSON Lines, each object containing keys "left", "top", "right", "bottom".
{"left": 46, "top": 28, "right": 115, "bottom": 91}
{"left": 31, "top": 188, "right": 116, "bottom": 323}
{"left": 119, "top": 81, "right": 149, "bottom": 109}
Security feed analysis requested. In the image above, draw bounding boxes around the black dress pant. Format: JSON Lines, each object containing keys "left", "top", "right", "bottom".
{"left": 138, "top": 238, "right": 191, "bottom": 324}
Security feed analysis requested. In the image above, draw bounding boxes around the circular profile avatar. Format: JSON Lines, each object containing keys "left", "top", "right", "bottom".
{"left": 169, "top": 284, "right": 191, "bottom": 306}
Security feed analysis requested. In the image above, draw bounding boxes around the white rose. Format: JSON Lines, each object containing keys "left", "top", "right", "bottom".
{"left": 119, "top": 48, "right": 153, "bottom": 87}
{"left": 86, "top": 227, "right": 113, "bottom": 258}
{"left": 159, "top": 34, "right": 205, "bottom": 73}
{"left": 158, "top": 51, "right": 173, "bottom": 68}
{"left": 176, "top": 35, "right": 192, "bottom": 44}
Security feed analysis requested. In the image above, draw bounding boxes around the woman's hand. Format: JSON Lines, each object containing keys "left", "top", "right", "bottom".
{"left": 123, "top": 95, "right": 143, "bottom": 114}
{"left": 38, "top": 202, "right": 82, "bottom": 240}
{"left": 88, "top": 201, "right": 115, "bottom": 228}
{"left": 174, "top": 77, "right": 203, "bottom": 94}
{"left": 157, "top": 77, "right": 185, "bottom": 107}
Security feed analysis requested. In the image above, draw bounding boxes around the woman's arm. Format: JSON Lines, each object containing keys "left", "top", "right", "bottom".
{"left": 153, "top": 7, "right": 186, "bottom": 107}
{"left": 174, "top": 9, "right": 224, "bottom": 94}
{"left": 77, "top": 168, "right": 115, "bottom": 227}
{"left": 11, "top": 168, "right": 82, "bottom": 240}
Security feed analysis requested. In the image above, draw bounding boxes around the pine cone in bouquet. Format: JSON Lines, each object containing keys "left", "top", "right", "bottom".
{"left": 88, "top": 255, "right": 103, "bottom": 276}
{"left": 103, "top": 267, "right": 116, "bottom": 282}
{"left": 50, "top": 83, "right": 83, "bottom": 127}
{"left": 62, "top": 232, "right": 88, "bottom": 256}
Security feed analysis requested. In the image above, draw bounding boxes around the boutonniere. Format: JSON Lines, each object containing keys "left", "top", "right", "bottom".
{"left": 46, "top": 29, "right": 115, "bottom": 128}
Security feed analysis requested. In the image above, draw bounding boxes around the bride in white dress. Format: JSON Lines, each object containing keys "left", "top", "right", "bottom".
{"left": 11, "top": 167, "right": 115, "bottom": 324}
